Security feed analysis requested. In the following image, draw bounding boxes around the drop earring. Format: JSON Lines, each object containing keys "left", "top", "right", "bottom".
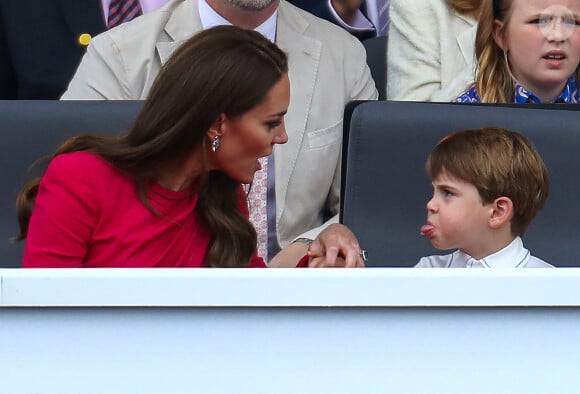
{"left": 211, "top": 136, "right": 221, "bottom": 153}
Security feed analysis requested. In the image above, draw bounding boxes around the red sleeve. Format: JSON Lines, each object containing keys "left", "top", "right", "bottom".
{"left": 23, "top": 153, "right": 99, "bottom": 267}
{"left": 248, "top": 254, "right": 308, "bottom": 268}
{"left": 296, "top": 255, "right": 309, "bottom": 267}
{"left": 248, "top": 253, "right": 268, "bottom": 268}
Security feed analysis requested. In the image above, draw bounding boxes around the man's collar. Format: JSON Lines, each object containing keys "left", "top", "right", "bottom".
{"left": 199, "top": 0, "right": 278, "bottom": 42}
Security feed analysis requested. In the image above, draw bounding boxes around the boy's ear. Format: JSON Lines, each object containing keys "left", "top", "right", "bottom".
{"left": 489, "top": 196, "right": 513, "bottom": 229}
{"left": 206, "top": 113, "right": 227, "bottom": 140}
{"left": 492, "top": 20, "right": 508, "bottom": 51}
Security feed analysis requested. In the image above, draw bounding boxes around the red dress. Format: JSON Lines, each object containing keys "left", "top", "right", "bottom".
{"left": 23, "top": 152, "right": 283, "bottom": 268}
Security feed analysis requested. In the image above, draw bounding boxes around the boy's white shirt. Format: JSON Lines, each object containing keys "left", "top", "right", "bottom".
{"left": 415, "top": 236, "right": 554, "bottom": 268}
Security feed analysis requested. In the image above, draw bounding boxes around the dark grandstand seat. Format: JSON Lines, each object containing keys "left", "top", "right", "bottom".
{"left": 362, "top": 35, "right": 387, "bottom": 100}
{"left": 0, "top": 100, "right": 142, "bottom": 267}
{"left": 341, "top": 101, "right": 580, "bottom": 267}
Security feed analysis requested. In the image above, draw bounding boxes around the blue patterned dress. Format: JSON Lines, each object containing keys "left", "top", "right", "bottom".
{"left": 455, "top": 77, "right": 580, "bottom": 103}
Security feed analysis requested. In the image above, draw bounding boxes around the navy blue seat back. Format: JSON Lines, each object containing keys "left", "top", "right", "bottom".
{"left": 341, "top": 101, "right": 580, "bottom": 267}
{"left": 362, "top": 35, "right": 387, "bottom": 100}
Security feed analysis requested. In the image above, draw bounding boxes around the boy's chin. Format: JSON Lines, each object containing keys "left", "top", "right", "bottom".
{"left": 430, "top": 239, "right": 453, "bottom": 251}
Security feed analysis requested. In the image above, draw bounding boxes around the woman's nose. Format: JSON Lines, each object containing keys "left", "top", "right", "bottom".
{"left": 275, "top": 124, "right": 288, "bottom": 145}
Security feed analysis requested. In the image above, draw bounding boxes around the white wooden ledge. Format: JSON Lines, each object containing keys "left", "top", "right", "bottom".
{"left": 1, "top": 268, "right": 579, "bottom": 393}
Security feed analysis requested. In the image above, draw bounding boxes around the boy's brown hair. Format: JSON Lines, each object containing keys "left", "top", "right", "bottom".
{"left": 426, "top": 127, "right": 549, "bottom": 236}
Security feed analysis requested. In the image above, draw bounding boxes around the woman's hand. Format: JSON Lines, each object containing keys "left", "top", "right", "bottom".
{"left": 307, "top": 223, "right": 366, "bottom": 267}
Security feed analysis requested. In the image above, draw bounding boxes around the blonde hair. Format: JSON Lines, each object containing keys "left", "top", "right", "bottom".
{"left": 446, "top": 0, "right": 481, "bottom": 16}
{"left": 426, "top": 127, "right": 549, "bottom": 236}
{"left": 474, "top": 0, "right": 516, "bottom": 102}
{"left": 474, "top": 0, "right": 580, "bottom": 103}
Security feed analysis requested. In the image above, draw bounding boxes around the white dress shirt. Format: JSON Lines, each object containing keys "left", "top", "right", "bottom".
{"left": 415, "top": 237, "right": 554, "bottom": 268}
{"left": 199, "top": 0, "right": 277, "bottom": 42}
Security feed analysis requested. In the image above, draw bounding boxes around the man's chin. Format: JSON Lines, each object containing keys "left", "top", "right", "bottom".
{"left": 225, "top": 0, "right": 277, "bottom": 11}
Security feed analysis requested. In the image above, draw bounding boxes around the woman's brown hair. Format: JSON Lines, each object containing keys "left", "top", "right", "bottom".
{"left": 16, "top": 25, "right": 288, "bottom": 267}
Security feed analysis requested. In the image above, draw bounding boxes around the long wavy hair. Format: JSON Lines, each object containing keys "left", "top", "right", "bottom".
{"left": 474, "top": 0, "right": 580, "bottom": 102}
{"left": 446, "top": 0, "right": 481, "bottom": 16}
{"left": 16, "top": 25, "right": 288, "bottom": 267}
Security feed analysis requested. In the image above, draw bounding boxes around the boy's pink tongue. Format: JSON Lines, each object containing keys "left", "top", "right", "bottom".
{"left": 420, "top": 224, "right": 435, "bottom": 237}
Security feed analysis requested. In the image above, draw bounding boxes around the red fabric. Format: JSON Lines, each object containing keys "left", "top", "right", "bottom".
{"left": 23, "top": 152, "right": 269, "bottom": 268}
{"left": 296, "top": 255, "right": 310, "bottom": 268}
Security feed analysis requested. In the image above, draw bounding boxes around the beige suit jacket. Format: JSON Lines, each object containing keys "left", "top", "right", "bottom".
{"left": 62, "top": 0, "right": 378, "bottom": 248}
{"left": 386, "top": 0, "right": 477, "bottom": 102}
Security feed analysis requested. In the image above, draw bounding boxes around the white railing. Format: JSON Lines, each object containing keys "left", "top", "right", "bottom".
{"left": 1, "top": 268, "right": 580, "bottom": 393}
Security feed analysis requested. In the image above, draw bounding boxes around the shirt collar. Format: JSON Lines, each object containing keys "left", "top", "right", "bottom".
{"left": 453, "top": 237, "right": 530, "bottom": 268}
{"left": 514, "top": 77, "right": 580, "bottom": 104}
{"left": 198, "top": 0, "right": 278, "bottom": 42}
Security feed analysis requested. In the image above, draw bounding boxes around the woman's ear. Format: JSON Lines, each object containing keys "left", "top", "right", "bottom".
{"left": 492, "top": 20, "right": 508, "bottom": 51}
{"left": 489, "top": 196, "right": 513, "bottom": 229}
{"left": 206, "top": 113, "right": 227, "bottom": 140}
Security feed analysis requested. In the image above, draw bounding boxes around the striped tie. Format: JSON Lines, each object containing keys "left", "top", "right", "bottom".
{"left": 107, "top": 0, "right": 143, "bottom": 29}
{"left": 376, "top": 0, "right": 390, "bottom": 36}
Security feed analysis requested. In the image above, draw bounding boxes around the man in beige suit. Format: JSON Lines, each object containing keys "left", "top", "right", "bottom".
{"left": 63, "top": 0, "right": 378, "bottom": 266}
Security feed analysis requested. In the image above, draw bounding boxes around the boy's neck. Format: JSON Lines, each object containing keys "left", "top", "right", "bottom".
{"left": 460, "top": 229, "right": 515, "bottom": 261}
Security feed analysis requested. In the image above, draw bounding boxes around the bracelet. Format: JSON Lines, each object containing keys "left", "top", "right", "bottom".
{"left": 292, "top": 237, "right": 313, "bottom": 247}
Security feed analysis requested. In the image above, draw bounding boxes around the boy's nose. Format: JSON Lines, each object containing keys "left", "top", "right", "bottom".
{"left": 426, "top": 196, "right": 436, "bottom": 212}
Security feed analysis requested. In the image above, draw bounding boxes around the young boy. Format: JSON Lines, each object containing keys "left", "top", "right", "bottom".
{"left": 416, "top": 127, "right": 553, "bottom": 268}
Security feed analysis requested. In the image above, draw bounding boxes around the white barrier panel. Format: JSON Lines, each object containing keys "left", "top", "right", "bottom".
{"left": 1, "top": 268, "right": 580, "bottom": 393}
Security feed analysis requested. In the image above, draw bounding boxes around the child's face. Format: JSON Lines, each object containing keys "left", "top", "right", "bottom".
{"left": 424, "top": 171, "right": 493, "bottom": 255}
{"left": 496, "top": 0, "right": 580, "bottom": 100}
